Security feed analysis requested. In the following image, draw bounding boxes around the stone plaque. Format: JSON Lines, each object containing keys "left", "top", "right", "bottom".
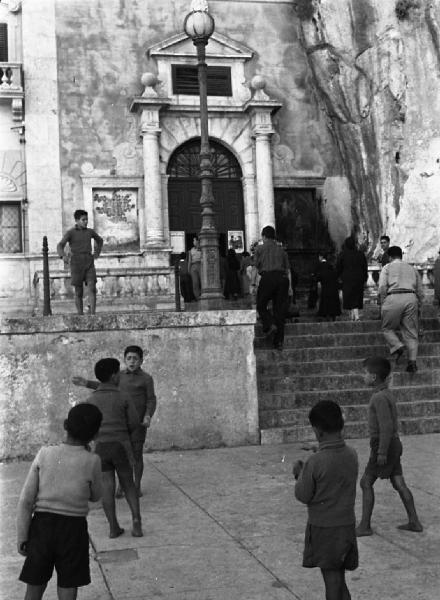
{"left": 93, "top": 188, "right": 139, "bottom": 251}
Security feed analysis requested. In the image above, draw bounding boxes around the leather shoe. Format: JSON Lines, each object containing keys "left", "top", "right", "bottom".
{"left": 406, "top": 361, "right": 417, "bottom": 373}
{"left": 392, "top": 347, "right": 404, "bottom": 364}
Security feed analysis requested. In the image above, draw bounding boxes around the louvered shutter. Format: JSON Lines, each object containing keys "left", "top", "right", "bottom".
{"left": 0, "top": 24, "right": 8, "bottom": 62}
{"left": 172, "top": 65, "right": 232, "bottom": 96}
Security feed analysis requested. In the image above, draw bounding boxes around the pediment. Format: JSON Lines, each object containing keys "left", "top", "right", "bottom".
{"left": 147, "top": 32, "right": 254, "bottom": 61}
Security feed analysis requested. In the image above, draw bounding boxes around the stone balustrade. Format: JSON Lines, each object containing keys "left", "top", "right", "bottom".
{"left": 0, "top": 62, "right": 23, "bottom": 91}
{"left": 32, "top": 267, "right": 176, "bottom": 313}
{"left": 365, "top": 263, "right": 434, "bottom": 301}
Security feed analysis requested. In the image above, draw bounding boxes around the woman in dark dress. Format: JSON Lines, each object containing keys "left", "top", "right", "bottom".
{"left": 316, "top": 252, "right": 341, "bottom": 320}
{"left": 223, "top": 248, "right": 241, "bottom": 299}
{"left": 336, "top": 236, "right": 368, "bottom": 321}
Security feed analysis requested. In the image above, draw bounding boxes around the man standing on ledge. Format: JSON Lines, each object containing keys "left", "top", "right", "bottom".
{"left": 378, "top": 245, "right": 424, "bottom": 373}
{"left": 254, "top": 226, "right": 291, "bottom": 351}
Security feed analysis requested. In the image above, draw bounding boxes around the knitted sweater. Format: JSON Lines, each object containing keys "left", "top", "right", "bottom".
{"left": 17, "top": 444, "right": 102, "bottom": 544}
{"left": 295, "top": 439, "right": 358, "bottom": 527}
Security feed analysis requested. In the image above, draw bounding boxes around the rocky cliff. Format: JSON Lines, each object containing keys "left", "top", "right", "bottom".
{"left": 296, "top": 0, "right": 440, "bottom": 261}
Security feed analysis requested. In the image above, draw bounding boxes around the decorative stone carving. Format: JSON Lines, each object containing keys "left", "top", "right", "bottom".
{"left": 191, "top": 0, "right": 209, "bottom": 11}
{"left": 141, "top": 72, "right": 159, "bottom": 98}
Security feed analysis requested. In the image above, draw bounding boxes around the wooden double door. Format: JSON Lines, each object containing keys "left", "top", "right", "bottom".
{"left": 168, "top": 178, "right": 245, "bottom": 255}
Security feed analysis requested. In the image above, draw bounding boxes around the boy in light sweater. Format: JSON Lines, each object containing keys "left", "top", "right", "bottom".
{"left": 17, "top": 403, "right": 103, "bottom": 600}
{"left": 356, "top": 356, "right": 423, "bottom": 536}
{"left": 293, "top": 400, "right": 358, "bottom": 600}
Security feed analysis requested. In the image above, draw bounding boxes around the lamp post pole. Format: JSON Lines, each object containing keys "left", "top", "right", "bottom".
{"left": 184, "top": 2, "right": 222, "bottom": 300}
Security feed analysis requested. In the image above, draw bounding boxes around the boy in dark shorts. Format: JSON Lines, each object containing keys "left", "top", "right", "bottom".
{"left": 72, "top": 345, "right": 157, "bottom": 497}
{"left": 356, "top": 356, "right": 423, "bottom": 536}
{"left": 57, "top": 209, "right": 103, "bottom": 315}
{"left": 17, "top": 403, "right": 103, "bottom": 600}
{"left": 86, "top": 357, "right": 143, "bottom": 538}
{"left": 293, "top": 400, "right": 358, "bottom": 600}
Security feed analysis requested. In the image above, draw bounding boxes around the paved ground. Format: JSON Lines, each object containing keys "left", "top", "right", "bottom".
{"left": 1, "top": 435, "right": 439, "bottom": 600}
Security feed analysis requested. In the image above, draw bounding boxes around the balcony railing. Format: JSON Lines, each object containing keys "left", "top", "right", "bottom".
{"left": 0, "top": 62, "right": 23, "bottom": 93}
{"left": 365, "top": 263, "right": 434, "bottom": 300}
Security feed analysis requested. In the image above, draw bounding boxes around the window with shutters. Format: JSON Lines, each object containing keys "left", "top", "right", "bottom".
{"left": 0, "top": 23, "right": 8, "bottom": 62}
{"left": 171, "top": 65, "right": 232, "bottom": 96}
{"left": 0, "top": 203, "right": 22, "bottom": 253}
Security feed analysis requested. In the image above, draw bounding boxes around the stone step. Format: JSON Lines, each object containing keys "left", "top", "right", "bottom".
{"left": 255, "top": 341, "right": 440, "bottom": 362}
{"left": 258, "top": 385, "right": 440, "bottom": 410}
{"left": 256, "top": 355, "right": 440, "bottom": 376}
{"left": 260, "top": 415, "right": 440, "bottom": 444}
{"left": 256, "top": 318, "right": 440, "bottom": 337}
{"left": 259, "top": 399, "right": 440, "bottom": 428}
{"left": 254, "top": 329, "right": 440, "bottom": 349}
{"left": 258, "top": 369, "right": 440, "bottom": 392}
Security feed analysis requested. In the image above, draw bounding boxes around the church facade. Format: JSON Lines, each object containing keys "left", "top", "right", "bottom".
{"left": 3, "top": 0, "right": 435, "bottom": 312}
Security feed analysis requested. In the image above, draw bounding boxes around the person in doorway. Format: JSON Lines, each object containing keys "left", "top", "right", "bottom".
{"left": 356, "top": 356, "right": 423, "bottom": 536}
{"left": 293, "top": 400, "right": 358, "bottom": 600}
{"left": 57, "top": 209, "right": 103, "bottom": 315}
{"left": 378, "top": 246, "right": 423, "bottom": 373}
{"left": 177, "top": 252, "right": 196, "bottom": 303}
{"left": 17, "top": 403, "right": 103, "bottom": 600}
{"left": 316, "top": 251, "right": 341, "bottom": 321}
{"left": 72, "top": 346, "right": 156, "bottom": 498}
{"left": 223, "top": 248, "right": 241, "bottom": 300}
{"left": 85, "top": 358, "right": 143, "bottom": 538}
{"left": 188, "top": 237, "right": 202, "bottom": 300}
{"left": 254, "top": 226, "right": 291, "bottom": 351}
{"left": 336, "top": 236, "right": 368, "bottom": 321}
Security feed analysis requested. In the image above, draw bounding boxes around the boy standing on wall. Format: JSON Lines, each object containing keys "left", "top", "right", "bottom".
{"left": 293, "top": 400, "right": 359, "bottom": 600}
{"left": 17, "top": 403, "right": 103, "bottom": 600}
{"left": 57, "top": 209, "right": 103, "bottom": 315}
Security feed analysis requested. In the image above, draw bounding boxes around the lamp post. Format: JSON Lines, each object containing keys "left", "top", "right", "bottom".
{"left": 184, "top": 0, "right": 222, "bottom": 300}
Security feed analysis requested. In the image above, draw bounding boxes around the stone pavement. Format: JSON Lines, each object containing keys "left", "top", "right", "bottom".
{"left": 1, "top": 435, "right": 439, "bottom": 600}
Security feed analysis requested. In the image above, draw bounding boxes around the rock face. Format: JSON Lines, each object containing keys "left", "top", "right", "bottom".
{"left": 296, "top": 0, "right": 440, "bottom": 261}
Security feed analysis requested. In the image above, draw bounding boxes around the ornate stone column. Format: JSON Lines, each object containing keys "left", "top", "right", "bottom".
{"left": 130, "top": 73, "right": 171, "bottom": 268}
{"left": 245, "top": 76, "right": 282, "bottom": 234}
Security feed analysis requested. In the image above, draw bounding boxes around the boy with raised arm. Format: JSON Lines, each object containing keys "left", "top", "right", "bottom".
{"left": 17, "top": 403, "right": 103, "bottom": 600}
{"left": 293, "top": 400, "right": 358, "bottom": 600}
{"left": 86, "top": 357, "right": 143, "bottom": 538}
{"left": 57, "top": 209, "right": 103, "bottom": 315}
{"left": 356, "top": 356, "right": 423, "bottom": 536}
{"left": 73, "top": 345, "right": 156, "bottom": 497}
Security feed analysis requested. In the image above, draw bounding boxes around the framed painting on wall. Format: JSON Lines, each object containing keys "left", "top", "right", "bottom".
{"left": 227, "top": 230, "right": 244, "bottom": 251}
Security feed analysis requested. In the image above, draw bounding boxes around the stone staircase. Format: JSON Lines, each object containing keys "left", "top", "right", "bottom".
{"left": 255, "top": 307, "right": 440, "bottom": 444}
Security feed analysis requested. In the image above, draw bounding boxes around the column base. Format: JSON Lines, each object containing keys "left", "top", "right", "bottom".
{"left": 143, "top": 246, "right": 172, "bottom": 268}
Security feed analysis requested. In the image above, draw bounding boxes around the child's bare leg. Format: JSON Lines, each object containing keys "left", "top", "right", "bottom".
{"left": 390, "top": 475, "right": 423, "bottom": 531}
{"left": 24, "top": 584, "right": 47, "bottom": 600}
{"left": 74, "top": 285, "right": 84, "bottom": 315}
{"left": 321, "top": 569, "right": 350, "bottom": 600}
{"left": 87, "top": 281, "right": 97, "bottom": 315}
{"left": 132, "top": 441, "right": 145, "bottom": 496}
{"left": 116, "top": 467, "right": 143, "bottom": 537}
{"left": 57, "top": 587, "right": 78, "bottom": 600}
{"left": 356, "top": 473, "right": 377, "bottom": 536}
{"left": 101, "top": 470, "right": 124, "bottom": 538}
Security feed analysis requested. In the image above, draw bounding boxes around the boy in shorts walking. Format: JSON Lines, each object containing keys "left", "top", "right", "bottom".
{"left": 86, "top": 357, "right": 143, "bottom": 538}
{"left": 356, "top": 356, "right": 423, "bottom": 536}
{"left": 17, "top": 403, "right": 103, "bottom": 600}
{"left": 57, "top": 209, "right": 103, "bottom": 315}
{"left": 293, "top": 400, "right": 358, "bottom": 600}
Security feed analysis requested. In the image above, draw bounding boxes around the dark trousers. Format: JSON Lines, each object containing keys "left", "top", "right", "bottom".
{"left": 257, "top": 271, "right": 289, "bottom": 345}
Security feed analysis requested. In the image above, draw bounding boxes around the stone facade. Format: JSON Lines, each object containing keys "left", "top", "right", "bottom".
{"left": 2, "top": 0, "right": 440, "bottom": 308}
{"left": 0, "top": 310, "right": 259, "bottom": 459}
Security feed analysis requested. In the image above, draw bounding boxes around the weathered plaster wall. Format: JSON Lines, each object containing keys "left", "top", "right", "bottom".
{"left": 53, "top": 0, "right": 337, "bottom": 231}
{"left": 0, "top": 311, "right": 259, "bottom": 460}
{"left": 296, "top": 0, "right": 440, "bottom": 259}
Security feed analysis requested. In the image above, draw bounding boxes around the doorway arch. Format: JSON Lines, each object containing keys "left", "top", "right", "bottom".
{"left": 167, "top": 138, "right": 245, "bottom": 254}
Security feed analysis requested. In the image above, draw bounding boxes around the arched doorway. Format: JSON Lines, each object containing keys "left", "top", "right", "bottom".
{"left": 167, "top": 139, "right": 244, "bottom": 256}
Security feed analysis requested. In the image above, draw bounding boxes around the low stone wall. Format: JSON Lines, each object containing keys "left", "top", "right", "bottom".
{"left": 0, "top": 310, "right": 259, "bottom": 460}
